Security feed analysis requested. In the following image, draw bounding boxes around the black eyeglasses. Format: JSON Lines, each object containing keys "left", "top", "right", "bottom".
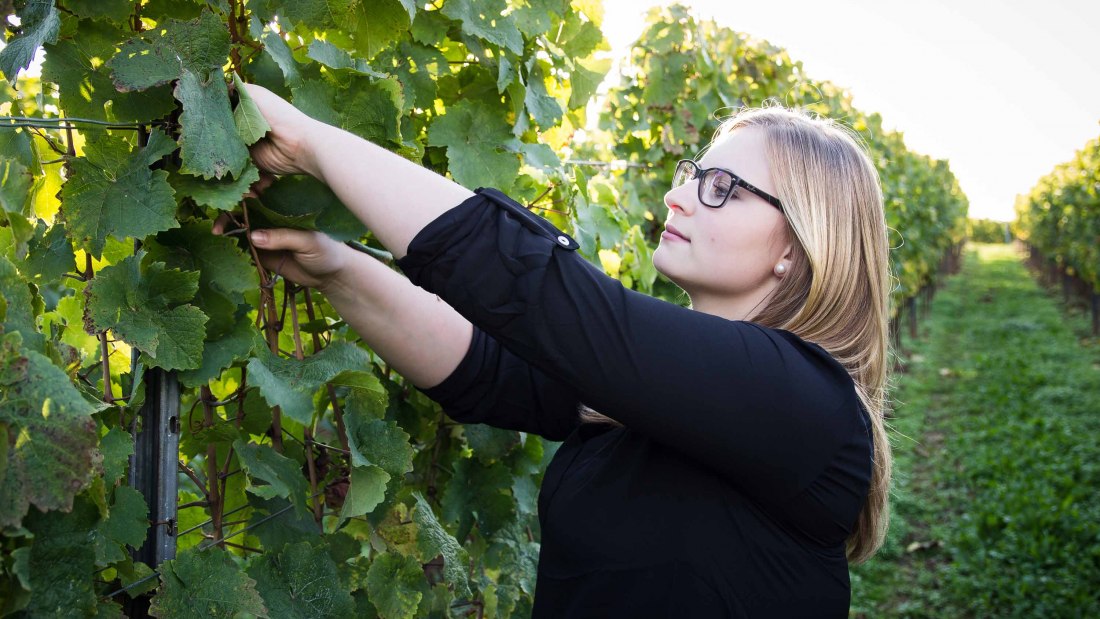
{"left": 671, "top": 159, "right": 784, "bottom": 212}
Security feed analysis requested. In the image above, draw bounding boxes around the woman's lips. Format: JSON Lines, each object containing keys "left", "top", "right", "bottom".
{"left": 662, "top": 224, "right": 689, "bottom": 241}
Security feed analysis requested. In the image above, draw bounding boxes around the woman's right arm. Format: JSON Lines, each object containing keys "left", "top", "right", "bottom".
{"left": 234, "top": 225, "right": 472, "bottom": 388}
{"left": 231, "top": 225, "right": 581, "bottom": 439}
{"left": 318, "top": 240, "right": 473, "bottom": 389}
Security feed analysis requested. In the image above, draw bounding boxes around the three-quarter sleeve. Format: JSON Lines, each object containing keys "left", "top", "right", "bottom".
{"left": 397, "top": 188, "right": 867, "bottom": 505}
{"left": 417, "top": 325, "right": 581, "bottom": 442}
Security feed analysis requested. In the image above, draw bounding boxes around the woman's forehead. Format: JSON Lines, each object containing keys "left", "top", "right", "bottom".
{"left": 700, "top": 127, "right": 776, "bottom": 193}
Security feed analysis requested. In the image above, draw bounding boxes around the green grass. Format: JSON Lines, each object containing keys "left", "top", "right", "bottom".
{"left": 850, "top": 243, "right": 1100, "bottom": 618}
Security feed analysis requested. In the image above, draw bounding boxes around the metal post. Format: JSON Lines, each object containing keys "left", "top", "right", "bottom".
{"left": 125, "top": 368, "right": 179, "bottom": 617}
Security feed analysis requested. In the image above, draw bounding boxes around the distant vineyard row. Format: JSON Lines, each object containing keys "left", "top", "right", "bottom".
{"left": 1014, "top": 132, "right": 1100, "bottom": 291}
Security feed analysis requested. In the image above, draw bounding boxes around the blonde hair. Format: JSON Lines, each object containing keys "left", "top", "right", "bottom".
{"left": 582, "top": 104, "right": 893, "bottom": 564}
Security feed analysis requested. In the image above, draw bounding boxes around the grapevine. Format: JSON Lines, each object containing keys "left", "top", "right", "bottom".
{"left": 0, "top": 1, "right": 969, "bottom": 617}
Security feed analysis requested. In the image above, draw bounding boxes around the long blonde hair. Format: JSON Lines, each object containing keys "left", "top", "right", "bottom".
{"left": 582, "top": 104, "right": 893, "bottom": 564}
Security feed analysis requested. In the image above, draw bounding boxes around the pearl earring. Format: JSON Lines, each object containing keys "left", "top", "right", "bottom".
{"left": 775, "top": 264, "right": 786, "bottom": 275}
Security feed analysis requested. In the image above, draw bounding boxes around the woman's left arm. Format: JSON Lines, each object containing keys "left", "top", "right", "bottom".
{"left": 244, "top": 84, "right": 471, "bottom": 259}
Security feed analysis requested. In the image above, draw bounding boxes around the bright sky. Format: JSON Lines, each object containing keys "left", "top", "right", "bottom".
{"left": 598, "top": 0, "right": 1100, "bottom": 221}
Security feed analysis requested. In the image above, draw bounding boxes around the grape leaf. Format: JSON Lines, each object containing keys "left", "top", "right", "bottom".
{"left": 146, "top": 219, "right": 258, "bottom": 296}
{"left": 412, "top": 492, "right": 471, "bottom": 597}
{"left": 0, "top": 0, "right": 60, "bottom": 83}
{"left": 486, "top": 519, "right": 539, "bottom": 596}
{"left": 169, "top": 164, "right": 260, "bottom": 211}
{"left": 99, "top": 426, "right": 133, "bottom": 487}
{"left": 568, "top": 57, "right": 610, "bottom": 110}
{"left": 0, "top": 255, "right": 45, "bottom": 354}
{"left": 441, "top": 458, "right": 516, "bottom": 540}
{"left": 246, "top": 341, "right": 373, "bottom": 425}
{"left": 410, "top": 9, "right": 449, "bottom": 46}
{"left": 261, "top": 29, "right": 303, "bottom": 88}
{"left": 464, "top": 424, "right": 520, "bottom": 464}
{"left": 365, "top": 553, "right": 425, "bottom": 619}
{"left": 0, "top": 158, "right": 33, "bottom": 216}
{"left": 512, "top": 0, "right": 568, "bottom": 37}
{"left": 22, "top": 218, "right": 75, "bottom": 285}
{"left": 523, "top": 59, "right": 562, "bottom": 128}
{"left": 340, "top": 464, "right": 389, "bottom": 519}
{"left": 248, "top": 541, "right": 356, "bottom": 618}
{"left": 306, "top": 39, "right": 387, "bottom": 78}
{"left": 247, "top": 495, "right": 320, "bottom": 554}
{"left": 381, "top": 42, "right": 447, "bottom": 111}
{"left": 394, "top": 0, "right": 417, "bottom": 21}
{"left": 558, "top": 11, "right": 606, "bottom": 58}
{"left": 175, "top": 70, "right": 251, "bottom": 180}
{"left": 0, "top": 331, "right": 98, "bottom": 529}
{"left": 441, "top": 0, "right": 523, "bottom": 54}
{"left": 21, "top": 496, "right": 99, "bottom": 617}
{"left": 268, "top": 0, "right": 360, "bottom": 30}
{"left": 232, "top": 73, "right": 272, "bottom": 145}
{"left": 349, "top": 0, "right": 409, "bottom": 60}
{"left": 149, "top": 547, "right": 267, "bottom": 619}
{"left": 251, "top": 175, "right": 367, "bottom": 242}
{"left": 107, "top": 9, "right": 230, "bottom": 92}
{"left": 94, "top": 485, "right": 149, "bottom": 566}
{"left": 427, "top": 100, "right": 520, "bottom": 190}
{"left": 178, "top": 314, "right": 259, "bottom": 389}
{"left": 59, "top": 130, "right": 178, "bottom": 259}
{"left": 233, "top": 440, "right": 311, "bottom": 518}
{"left": 343, "top": 414, "right": 414, "bottom": 479}
{"left": 66, "top": 0, "right": 133, "bottom": 23}
{"left": 292, "top": 75, "right": 403, "bottom": 147}
{"left": 85, "top": 252, "right": 209, "bottom": 371}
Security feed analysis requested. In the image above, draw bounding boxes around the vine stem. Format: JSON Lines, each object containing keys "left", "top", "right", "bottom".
{"left": 84, "top": 252, "right": 116, "bottom": 404}
{"left": 303, "top": 288, "right": 352, "bottom": 454}
{"left": 241, "top": 201, "right": 284, "bottom": 452}
{"left": 200, "top": 386, "right": 225, "bottom": 547}
{"left": 290, "top": 287, "right": 324, "bottom": 524}
{"left": 177, "top": 461, "right": 209, "bottom": 501}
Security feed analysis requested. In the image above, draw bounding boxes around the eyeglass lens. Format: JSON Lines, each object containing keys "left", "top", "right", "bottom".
{"left": 673, "top": 161, "right": 734, "bottom": 207}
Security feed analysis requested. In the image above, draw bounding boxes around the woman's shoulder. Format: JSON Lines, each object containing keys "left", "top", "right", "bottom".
{"left": 738, "top": 322, "right": 855, "bottom": 385}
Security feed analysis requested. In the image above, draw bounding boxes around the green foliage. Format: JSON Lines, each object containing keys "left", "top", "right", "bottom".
{"left": 149, "top": 547, "right": 267, "bottom": 618}
{"left": 247, "top": 540, "right": 356, "bottom": 618}
{"left": 85, "top": 251, "right": 209, "bottom": 371}
{"left": 0, "top": 0, "right": 611, "bottom": 614}
{"left": 1015, "top": 133, "right": 1100, "bottom": 291}
{"left": 967, "top": 217, "right": 1010, "bottom": 243}
{"left": 0, "top": 0, "right": 59, "bottom": 83}
{"left": 0, "top": 1, "right": 973, "bottom": 615}
{"left": 59, "top": 130, "right": 178, "bottom": 259}
{"left": 0, "top": 331, "right": 99, "bottom": 529}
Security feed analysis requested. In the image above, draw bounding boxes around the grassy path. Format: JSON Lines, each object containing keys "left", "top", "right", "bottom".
{"left": 850, "top": 243, "right": 1100, "bottom": 618}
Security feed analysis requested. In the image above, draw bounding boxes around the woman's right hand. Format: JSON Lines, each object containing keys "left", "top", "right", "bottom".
{"left": 212, "top": 214, "right": 353, "bottom": 293}
{"left": 240, "top": 82, "right": 326, "bottom": 178}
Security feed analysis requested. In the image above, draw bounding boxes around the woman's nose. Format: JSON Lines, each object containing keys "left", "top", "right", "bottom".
{"left": 664, "top": 184, "right": 696, "bottom": 215}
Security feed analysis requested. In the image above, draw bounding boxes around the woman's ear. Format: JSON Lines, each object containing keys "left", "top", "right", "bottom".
{"left": 774, "top": 242, "right": 794, "bottom": 278}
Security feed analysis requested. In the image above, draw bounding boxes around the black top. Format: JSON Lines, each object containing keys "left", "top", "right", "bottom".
{"left": 397, "top": 188, "right": 874, "bottom": 618}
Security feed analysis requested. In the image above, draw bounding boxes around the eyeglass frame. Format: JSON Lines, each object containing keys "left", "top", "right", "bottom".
{"left": 672, "top": 159, "right": 785, "bottom": 213}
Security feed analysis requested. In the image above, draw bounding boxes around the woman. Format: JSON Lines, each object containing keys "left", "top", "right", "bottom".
{"left": 220, "top": 84, "right": 892, "bottom": 617}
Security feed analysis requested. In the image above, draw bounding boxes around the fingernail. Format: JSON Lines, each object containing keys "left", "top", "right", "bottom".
{"left": 251, "top": 230, "right": 267, "bottom": 244}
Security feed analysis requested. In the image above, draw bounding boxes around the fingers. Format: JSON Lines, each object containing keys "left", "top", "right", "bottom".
{"left": 248, "top": 227, "right": 318, "bottom": 254}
